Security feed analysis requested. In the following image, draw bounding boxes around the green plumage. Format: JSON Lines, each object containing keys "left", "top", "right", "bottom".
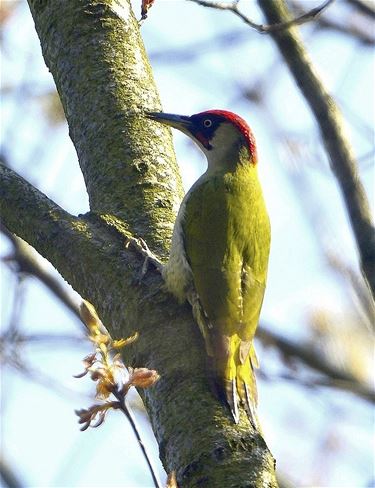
{"left": 182, "top": 162, "right": 270, "bottom": 423}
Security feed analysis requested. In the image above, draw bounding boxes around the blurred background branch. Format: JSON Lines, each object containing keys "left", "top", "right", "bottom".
{"left": 0, "top": 456, "right": 23, "bottom": 488}
{"left": 1, "top": 223, "right": 81, "bottom": 321}
{"left": 189, "top": 0, "right": 335, "bottom": 32}
{"left": 346, "top": 0, "right": 375, "bottom": 18}
{"left": 258, "top": 325, "right": 375, "bottom": 403}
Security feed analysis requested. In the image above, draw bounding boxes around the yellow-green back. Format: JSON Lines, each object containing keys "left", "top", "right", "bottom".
{"left": 183, "top": 162, "right": 270, "bottom": 340}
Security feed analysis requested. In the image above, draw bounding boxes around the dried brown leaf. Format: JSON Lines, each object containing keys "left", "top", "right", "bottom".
{"left": 130, "top": 367, "right": 160, "bottom": 388}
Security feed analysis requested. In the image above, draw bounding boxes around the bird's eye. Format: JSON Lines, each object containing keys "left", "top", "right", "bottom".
{"left": 203, "top": 119, "right": 212, "bottom": 128}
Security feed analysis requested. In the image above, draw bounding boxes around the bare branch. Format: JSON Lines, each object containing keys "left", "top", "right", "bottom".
{"left": 258, "top": 325, "right": 375, "bottom": 403}
{"left": 0, "top": 457, "right": 23, "bottom": 488}
{"left": 262, "top": 368, "right": 375, "bottom": 404}
{"left": 346, "top": 0, "right": 375, "bottom": 18}
{"left": 1, "top": 224, "right": 82, "bottom": 321}
{"left": 289, "top": 0, "right": 375, "bottom": 45}
{"left": 2, "top": 332, "right": 84, "bottom": 345}
{"left": 188, "top": 0, "right": 335, "bottom": 33}
{"left": 117, "top": 399, "right": 162, "bottom": 488}
{"left": 317, "top": 16, "right": 375, "bottom": 45}
{"left": 150, "top": 29, "right": 250, "bottom": 63}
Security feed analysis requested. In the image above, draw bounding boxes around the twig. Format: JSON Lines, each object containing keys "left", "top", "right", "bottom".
{"left": 2, "top": 332, "right": 84, "bottom": 345}
{"left": 4, "top": 353, "right": 91, "bottom": 400}
{"left": 5, "top": 266, "right": 26, "bottom": 335}
{"left": 188, "top": 0, "right": 335, "bottom": 33}
{"left": 317, "top": 15, "right": 375, "bottom": 45}
{"left": 260, "top": 367, "right": 375, "bottom": 402}
{"left": 75, "top": 305, "right": 162, "bottom": 486}
{"left": 289, "top": 0, "right": 375, "bottom": 45}
{"left": 116, "top": 396, "right": 162, "bottom": 488}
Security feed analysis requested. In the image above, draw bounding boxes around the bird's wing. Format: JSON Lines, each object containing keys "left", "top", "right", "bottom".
{"left": 238, "top": 264, "right": 266, "bottom": 345}
{"left": 183, "top": 173, "right": 270, "bottom": 336}
{"left": 182, "top": 170, "right": 270, "bottom": 424}
{"left": 183, "top": 176, "right": 243, "bottom": 334}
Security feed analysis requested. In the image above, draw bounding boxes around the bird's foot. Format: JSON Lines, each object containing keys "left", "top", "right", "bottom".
{"left": 124, "top": 236, "right": 164, "bottom": 280}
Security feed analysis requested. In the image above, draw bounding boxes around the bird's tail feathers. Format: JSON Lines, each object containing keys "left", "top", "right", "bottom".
{"left": 236, "top": 359, "right": 258, "bottom": 428}
{"left": 212, "top": 337, "right": 259, "bottom": 427}
{"left": 223, "top": 378, "right": 240, "bottom": 424}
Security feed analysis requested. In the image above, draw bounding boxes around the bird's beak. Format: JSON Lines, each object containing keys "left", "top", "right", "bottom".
{"left": 146, "top": 112, "right": 192, "bottom": 133}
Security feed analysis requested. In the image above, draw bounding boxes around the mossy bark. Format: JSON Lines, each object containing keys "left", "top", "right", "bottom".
{"left": 0, "top": 0, "right": 278, "bottom": 486}
{"left": 28, "top": 0, "right": 183, "bottom": 253}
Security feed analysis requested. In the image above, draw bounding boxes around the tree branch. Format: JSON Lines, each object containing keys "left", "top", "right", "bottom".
{"left": 0, "top": 457, "right": 23, "bottom": 488}
{"left": 317, "top": 17, "right": 374, "bottom": 46}
{"left": 257, "top": 0, "right": 375, "bottom": 297}
{"left": 346, "top": 0, "right": 375, "bottom": 19}
{"left": 0, "top": 162, "right": 88, "bottom": 273}
{"left": 188, "top": 0, "right": 335, "bottom": 33}
{"left": 289, "top": 0, "right": 375, "bottom": 45}
{"left": 258, "top": 325, "right": 375, "bottom": 403}
{"left": 1, "top": 224, "right": 82, "bottom": 321}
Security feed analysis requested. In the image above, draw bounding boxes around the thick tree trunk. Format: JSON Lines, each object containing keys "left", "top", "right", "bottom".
{"left": 0, "top": 0, "right": 278, "bottom": 486}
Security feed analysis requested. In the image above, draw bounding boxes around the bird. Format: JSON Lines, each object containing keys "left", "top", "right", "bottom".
{"left": 147, "top": 109, "right": 271, "bottom": 426}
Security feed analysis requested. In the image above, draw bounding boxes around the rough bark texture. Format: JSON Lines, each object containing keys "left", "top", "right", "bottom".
{"left": 27, "top": 0, "right": 183, "bottom": 253}
{"left": 0, "top": 1, "right": 278, "bottom": 486}
{"left": 258, "top": 0, "right": 375, "bottom": 298}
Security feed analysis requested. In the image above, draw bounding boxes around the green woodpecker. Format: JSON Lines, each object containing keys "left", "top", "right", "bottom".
{"left": 147, "top": 110, "right": 270, "bottom": 425}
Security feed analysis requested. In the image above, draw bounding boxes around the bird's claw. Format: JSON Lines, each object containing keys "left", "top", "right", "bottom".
{"left": 124, "top": 236, "right": 163, "bottom": 281}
